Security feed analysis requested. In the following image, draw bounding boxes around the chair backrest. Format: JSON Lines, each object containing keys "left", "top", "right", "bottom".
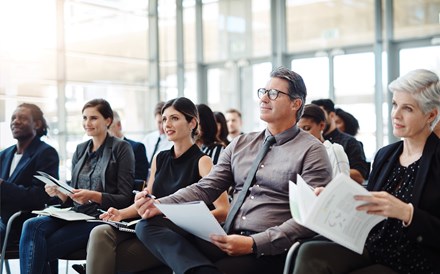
{"left": 1, "top": 211, "right": 24, "bottom": 274}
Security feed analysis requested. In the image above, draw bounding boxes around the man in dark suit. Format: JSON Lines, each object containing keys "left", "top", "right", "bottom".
{"left": 0, "top": 103, "right": 59, "bottom": 244}
{"left": 109, "top": 111, "right": 149, "bottom": 181}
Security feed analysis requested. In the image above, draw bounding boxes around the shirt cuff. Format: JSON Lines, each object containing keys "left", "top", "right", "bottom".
{"left": 402, "top": 203, "right": 414, "bottom": 227}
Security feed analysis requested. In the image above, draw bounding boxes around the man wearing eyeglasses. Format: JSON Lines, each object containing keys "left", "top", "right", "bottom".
{"left": 133, "top": 66, "right": 333, "bottom": 274}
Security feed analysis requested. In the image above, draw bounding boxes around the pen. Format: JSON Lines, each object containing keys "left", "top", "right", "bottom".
{"left": 97, "top": 208, "right": 107, "bottom": 214}
{"left": 132, "top": 190, "right": 156, "bottom": 199}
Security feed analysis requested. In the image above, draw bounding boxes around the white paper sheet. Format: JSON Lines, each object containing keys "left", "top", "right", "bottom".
{"left": 290, "top": 174, "right": 386, "bottom": 254}
{"left": 155, "top": 201, "right": 226, "bottom": 242}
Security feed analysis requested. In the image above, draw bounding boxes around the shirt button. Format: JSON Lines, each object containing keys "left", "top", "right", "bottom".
{"left": 261, "top": 164, "right": 265, "bottom": 168}
{"left": 242, "top": 216, "right": 246, "bottom": 220}
{"left": 255, "top": 184, "right": 260, "bottom": 187}
{"left": 250, "top": 196, "right": 255, "bottom": 199}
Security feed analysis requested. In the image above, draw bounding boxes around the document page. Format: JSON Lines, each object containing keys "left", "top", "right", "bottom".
{"left": 155, "top": 201, "right": 226, "bottom": 242}
{"left": 290, "top": 174, "right": 386, "bottom": 254}
{"left": 33, "top": 207, "right": 95, "bottom": 221}
{"left": 34, "top": 171, "right": 74, "bottom": 195}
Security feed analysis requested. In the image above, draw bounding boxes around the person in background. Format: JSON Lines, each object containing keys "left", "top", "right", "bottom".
{"left": 214, "top": 111, "right": 230, "bottom": 147}
{"left": 83, "top": 97, "right": 229, "bottom": 274}
{"left": 196, "top": 104, "right": 226, "bottom": 165}
{"left": 293, "top": 69, "right": 440, "bottom": 274}
{"left": 133, "top": 66, "right": 332, "bottom": 274}
{"left": 0, "top": 103, "right": 59, "bottom": 245}
{"left": 334, "top": 108, "right": 360, "bottom": 137}
{"left": 298, "top": 104, "right": 350, "bottom": 177}
{"left": 19, "top": 98, "right": 134, "bottom": 274}
{"left": 225, "top": 108, "right": 243, "bottom": 141}
{"left": 142, "top": 101, "right": 173, "bottom": 168}
{"left": 108, "top": 110, "right": 148, "bottom": 181}
{"left": 311, "top": 98, "right": 369, "bottom": 184}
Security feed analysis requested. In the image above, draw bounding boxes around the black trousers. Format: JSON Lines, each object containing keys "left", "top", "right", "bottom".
{"left": 292, "top": 240, "right": 398, "bottom": 274}
{"left": 135, "top": 216, "right": 286, "bottom": 274}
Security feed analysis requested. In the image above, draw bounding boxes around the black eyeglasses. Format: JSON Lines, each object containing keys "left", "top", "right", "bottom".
{"left": 257, "top": 88, "right": 293, "bottom": 100}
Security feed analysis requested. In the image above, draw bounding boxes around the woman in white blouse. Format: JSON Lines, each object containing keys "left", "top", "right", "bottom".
{"left": 298, "top": 103, "right": 350, "bottom": 178}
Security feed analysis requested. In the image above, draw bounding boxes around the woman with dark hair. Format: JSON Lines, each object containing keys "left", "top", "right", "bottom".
{"left": 214, "top": 111, "right": 230, "bottom": 147}
{"left": 0, "top": 103, "right": 59, "bottom": 244}
{"left": 334, "top": 108, "right": 360, "bottom": 136}
{"left": 19, "top": 98, "right": 135, "bottom": 274}
{"left": 196, "top": 104, "right": 226, "bottom": 165}
{"left": 299, "top": 104, "right": 350, "bottom": 177}
{"left": 82, "top": 97, "right": 229, "bottom": 274}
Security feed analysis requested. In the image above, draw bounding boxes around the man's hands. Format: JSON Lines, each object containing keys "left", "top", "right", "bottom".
{"left": 134, "top": 190, "right": 161, "bottom": 219}
{"left": 45, "top": 185, "right": 68, "bottom": 202}
{"left": 210, "top": 234, "right": 254, "bottom": 256}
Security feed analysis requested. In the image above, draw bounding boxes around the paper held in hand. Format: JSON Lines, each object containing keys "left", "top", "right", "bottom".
{"left": 155, "top": 201, "right": 226, "bottom": 242}
{"left": 34, "top": 171, "right": 74, "bottom": 195}
{"left": 289, "top": 173, "right": 386, "bottom": 254}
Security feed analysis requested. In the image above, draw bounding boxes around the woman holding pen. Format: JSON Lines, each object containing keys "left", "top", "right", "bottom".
{"left": 19, "top": 98, "right": 134, "bottom": 274}
{"left": 82, "top": 97, "right": 229, "bottom": 274}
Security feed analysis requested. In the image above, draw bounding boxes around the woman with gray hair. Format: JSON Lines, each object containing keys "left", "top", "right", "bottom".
{"left": 292, "top": 69, "right": 440, "bottom": 274}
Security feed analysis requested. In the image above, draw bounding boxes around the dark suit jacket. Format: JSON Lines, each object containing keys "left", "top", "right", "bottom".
{"left": 0, "top": 137, "right": 59, "bottom": 226}
{"left": 69, "top": 135, "right": 134, "bottom": 210}
{"left": 368, "top": 133, "right": 440, "bottom": 271}
{"left": 124, "top": 137, "right": 149, "bottom": 180}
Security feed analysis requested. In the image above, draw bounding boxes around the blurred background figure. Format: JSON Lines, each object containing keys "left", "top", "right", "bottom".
{"left": 108, "top": 110, "right": 148, "bottom": 181}
{"left": 213, "top": 111, "right": 230, "bottom": 147}
{"left": 196, "top": 104, "right": 225, "bottom": 165}
{"left": 299, "top": 104, "right": 350, "bottom": 177}
{"left": 335, "top": 108, "right": 360, "bottom": 137}
{"left": 142, "top": 102, "right": 173, "bottom": 168}
{"left": 311, "top": 98, "right": 369, "bottom": 184}
{"left": 225, "top": 108, "right": 243, "bottom": 141}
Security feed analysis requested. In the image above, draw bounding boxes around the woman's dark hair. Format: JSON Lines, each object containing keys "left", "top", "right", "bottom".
{"left": 301, "top": 104, "right": 326, "bottom": 124}
{"left": 18, "top": 103, "right": 49, "bottom": 137}
{"left": 214, "top": 111, "right": 230, "bottom": 146}
{"left": 162, "top": 97, "right": 199, "bottom": 138}
{"left": 82, "top": 99, "right": 114, "bottom": 128}
{"left": 197, "top": 104, "right": 218, "bottom": 147}
{"left": 335, "top": 108, "right": 360, "bottom": 136}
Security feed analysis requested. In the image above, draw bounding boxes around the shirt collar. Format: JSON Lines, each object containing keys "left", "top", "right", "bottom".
{"left": 264, "top": 124, "right": 300, "bottom": 146}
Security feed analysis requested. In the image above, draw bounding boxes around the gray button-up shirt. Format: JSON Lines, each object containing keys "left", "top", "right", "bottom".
{"left": 159, "top": 125, "right": 332, "bottom": 256}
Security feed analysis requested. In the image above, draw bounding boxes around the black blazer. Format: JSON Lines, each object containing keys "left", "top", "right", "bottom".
{"left": 0, "top": 137, "right": 59, "bottom": 224}
{"left": 368, "top": 133, "right": 440, "bottom": 271}
{"left": 124, "top": 137, "right": 149, "bottom": 180}
{"left": 69, "top": 135, "right": 134, "bottom": 210}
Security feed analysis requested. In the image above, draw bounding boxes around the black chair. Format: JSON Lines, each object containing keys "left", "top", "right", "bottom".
{"left": 1, "top": 211, "right": 24, "bottom": 274}
{"left": 282, "top": 235, "right": 330, "bottom": 274}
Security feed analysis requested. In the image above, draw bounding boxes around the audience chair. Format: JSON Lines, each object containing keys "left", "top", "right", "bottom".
{"left": 0, "top": 211, "right": 24, "bottom": 274}
{"left": 282, "top": 241, "right": 300, "bottom": 274}
{"left": 282, "top": 235, "right": 329, "bottom": 274}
